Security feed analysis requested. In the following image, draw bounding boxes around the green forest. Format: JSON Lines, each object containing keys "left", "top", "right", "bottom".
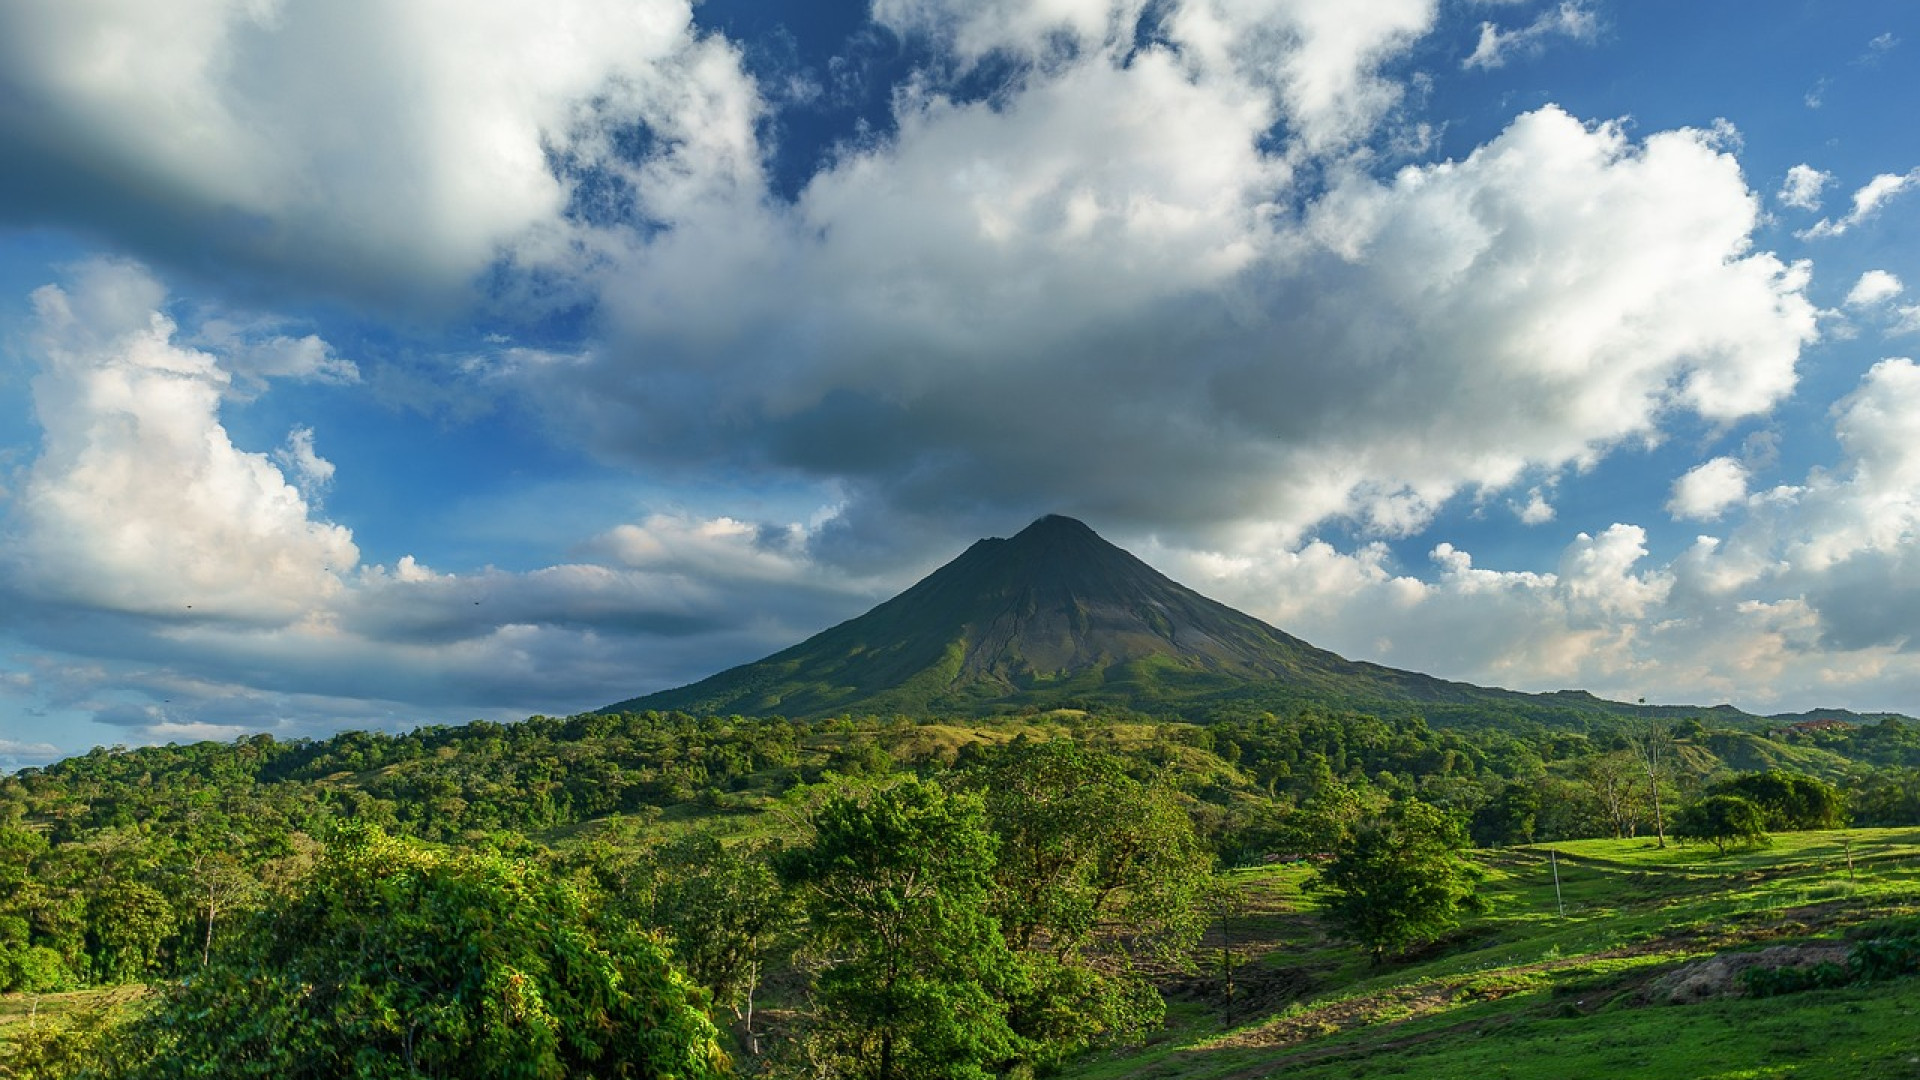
{"left": 3, "top": 705, "right": 1919, "bottom": 1078}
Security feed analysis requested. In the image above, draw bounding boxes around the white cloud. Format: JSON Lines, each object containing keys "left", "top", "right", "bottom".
{"left": 1463, "top": 1, "right": 1599, "bottom": 71}
{"left": 5, "top": 3, "right": 1892, "bottom": 745}
{"left": 1668, "top": 457, "right": 1750, "bottom": 521}
{"left": 0, "top": 262, "right": 895, "bottom": 745}
{"left": 565, "top": 88, "right": 1815, "bottom": 552}
{"left": 1799, "top": 168, "right": 1920, "bottom": 239}
{"left": 1777, "top": 163, "right": 1831, "bottom": 211}
{"left": 1845, "top": 269, "right": 1904, "bottom": 308}
{"left": 273, "top": 426, "right": 335, "bottom": 503}
{"left": 0, "top": 0, "right": 762, "bottom": 306}
{"left": 193, "top": 318, "right": 359, "bottom": 395}
{"left": 1114, "top": 355, "right": 1920, "bottom": 715}
{"left": 1163, "top": 0, "right": 1438, "bottom": 155}
{"left": 12, "top": 259, "right": 357, "bottom": 622}
{"left": 1516, "top": 487, "right": 1556, "bottom": 524}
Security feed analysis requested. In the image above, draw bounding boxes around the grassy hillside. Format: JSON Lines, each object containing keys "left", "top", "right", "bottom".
{"left": 1067, "top": 828, "right": 1920, "bottom": 1080}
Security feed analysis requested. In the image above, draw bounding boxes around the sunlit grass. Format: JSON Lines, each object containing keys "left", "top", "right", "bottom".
{"left": 1061, "top": 828, "right": 1920, "bottom": 1080}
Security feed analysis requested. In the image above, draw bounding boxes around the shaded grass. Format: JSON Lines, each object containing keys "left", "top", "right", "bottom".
{"left": 0, "top": 985, "right": 148, "bottom": 1041}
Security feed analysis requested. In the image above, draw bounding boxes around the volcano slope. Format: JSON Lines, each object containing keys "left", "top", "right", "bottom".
{"left": 609, "top": 515, "right": 1775, "bottom": 728}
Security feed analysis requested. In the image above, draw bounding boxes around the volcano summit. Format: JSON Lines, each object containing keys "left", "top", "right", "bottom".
{"left": 608, "top": 515, "right": 1644, "bottom": 723}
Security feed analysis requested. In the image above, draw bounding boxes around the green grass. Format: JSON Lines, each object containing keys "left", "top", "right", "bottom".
{"left": 1062, "top": 828, "right": 1920, "bottom": 1080}
{"left": 0, "top": 985, "right": 148, "bottom": 1042}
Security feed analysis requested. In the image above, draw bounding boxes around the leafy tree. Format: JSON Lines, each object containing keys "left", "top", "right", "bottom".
{"left": 652, "top": 833, "right": 791, "bottom": 1054}
{"left": 964, "top": 739, "right": 1212, "bottom": 1063}
{"left": 1674, "top": 794, "right": 1770, "bottom": 854}
{"left": 1470, "top": 782, "right": 1540, "bottom": 847}
{"left": 1707, "top": 771, "right": 1845, "bottom": 831}
{"left": 1574, "top": 751, "right": 1644, "bottom": 839}
{"left": 1311, "top": 801, "right": 1481, "bottom": 964}
{"left": 970, "top": 739, "right": 1212, "bottom": 958}
{"left": 115, "top": 823, "right": 730, "bottom": 1080}
{"left": 84, "top": 880, "right": 171, "bottom": 985}
{"left": 1848, "top": 767, "right": 1920, "bottom": 826}
{"left": 778, "top": 779, "right": 1020, "bottom": 1080}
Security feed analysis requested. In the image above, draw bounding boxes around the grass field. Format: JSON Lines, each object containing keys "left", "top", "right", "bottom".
{"left": 1065, "top": 828, "right": 1920, "bottom": 1080}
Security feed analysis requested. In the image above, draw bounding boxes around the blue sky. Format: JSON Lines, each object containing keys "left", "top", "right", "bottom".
{"left": 2, "top": 0, "right": 1919, "bottom": 765}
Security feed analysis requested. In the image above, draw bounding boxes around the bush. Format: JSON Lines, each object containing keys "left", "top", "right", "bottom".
{"left": 7, "top": 945, "right": 75, "bottom": 994}
{"left": 1736, "top": 937, "right": 1920, "bottom": 998}
{"left": 1673, "top": 795, "right": 1768, "bottom": 854}
{"left": 1849, "top": 937, "right": 1920, "bottom": 983}
{"left": 114, "top": 823, "right": 731, "bottom": 1080}
{"left": 1740, "top": 961, "right": 1849, "bottom": 997}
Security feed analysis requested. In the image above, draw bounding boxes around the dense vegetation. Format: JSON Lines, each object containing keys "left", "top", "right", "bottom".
{"left": 3, "top": 705, "right": 1919, "bottom": 1077}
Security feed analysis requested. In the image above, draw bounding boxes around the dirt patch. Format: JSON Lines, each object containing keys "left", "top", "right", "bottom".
{"left": 1641, "top": 943, "right": 1850, "bottom": 1004}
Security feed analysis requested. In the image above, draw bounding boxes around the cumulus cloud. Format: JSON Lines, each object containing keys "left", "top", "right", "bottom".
{"left": 1463, "top": 1, "right": 1599, "bottom": 71}
{"left": 0, "top": 0, "right": 762, "bottom": 307}
{"left": 1668, "top": 457, "right": 1751, "bottom": 521}
{"left": 11, "top": 259, "right": 357, "bottom": 621}
{"left": 0, "top": 262, "right": 891, "bottom": 743}
{"left": 1777, "top": 163, "right": 1831, "bottom": 211}
{"left": 1846, "top": 270, "right": 1904, "bottom": 308}
{"left": 1799, "top": 168, "right": 1920, "bottom": 239}
{"left": 1515, "top": 488, "right": 1556, "bottom": 525}
{"left": 4, "top": 1, "right": 1891, "bottom": 746}
{"left": 192, "top": 318, "right": 359, "bottom": 396}
{"left": 273, "top": 426, "right": 335, "bottom": 503}
{"left": 562, "top": 75, "right": 1815, "bottom": 551}
{"left": 1147, "top": 356, "right": 1920, "bottom": 712}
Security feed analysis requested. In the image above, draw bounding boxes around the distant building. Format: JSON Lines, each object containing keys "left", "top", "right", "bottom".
{"left": 1780, "top": 718, "right": 1854, "bottom": 735}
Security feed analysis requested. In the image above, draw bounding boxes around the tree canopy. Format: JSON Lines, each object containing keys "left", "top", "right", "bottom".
{"left": 118, "top": 823, "right": 730, "bottom": 1080}
{"left": 1311, "top": 800, "right": 1481, "bottom": 963}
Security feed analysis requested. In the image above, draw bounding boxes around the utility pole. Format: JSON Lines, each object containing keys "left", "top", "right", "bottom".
{"left": 1550, "top": 847, "right": 1565, "bottom": 918}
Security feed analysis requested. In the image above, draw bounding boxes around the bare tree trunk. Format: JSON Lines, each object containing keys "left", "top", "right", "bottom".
{"left": 1631, "top": 708, "right": 1668, "bottom": 848}
{"left": 204, "top": 879, "right": 217, "bottom": 967}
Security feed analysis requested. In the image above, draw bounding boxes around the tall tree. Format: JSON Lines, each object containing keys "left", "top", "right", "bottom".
{"left": 1627, "top": 714, "right": 1673, "bottom": 847}
{"left": 1312, "top": 801, "right": 1481, "bottom": 964}
{"left": 964, "top": 738, "right": 1213, "bottom": 1063}
{"left": 778, "top": 779, "right": 1020, "bottom": 1080}
{"left": 652, "top": 832, "right": 791, "bottom": 1055}
{"left": 1674, "top": 794, "right": 1770, "bottom": 854}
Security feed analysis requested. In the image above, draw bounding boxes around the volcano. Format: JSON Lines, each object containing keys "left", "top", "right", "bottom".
{"left": 607, "top": 514, "right": 1638, "bottom": 722}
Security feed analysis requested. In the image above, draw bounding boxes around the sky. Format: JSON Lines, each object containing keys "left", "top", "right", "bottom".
{"left": 2, "top": 0, "right": 1919, "bottom": 766}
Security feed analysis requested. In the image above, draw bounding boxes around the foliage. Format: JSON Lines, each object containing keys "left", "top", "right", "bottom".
{"left": 1846, "top": 767, "right": 1920, "bottom": 825}
{"left": 777, "top": 779, "right": 1020, "bottom": 1080}
{"left": 1469, "top": 782, "right": 1540, "bottom": 847}
{"left": 1310, "top": 800, "right": 1481, "bottom": 963}
{"left": 0, "top": 999, "right": 136, "bottom": 1080}
{"left": 1704, "top": 770, "right": 1845, "bottom": 831}
{"left": 1738, "top": 960, "right": 1850, "bottom": 997}
{"left": 1740, "top": 936, "right": 1920, "bottom": 997}
{"left": 1673, "top": 794, "right": 1770, "bottom": 854}
{"left": 650, "top": 832, "right": 791, "bottom": 1044}
{"left": 1847, "top": 936, "right": 1920, "bottom": 983}
{"left": 114, "top": 823, "right": 730, "bottom": 1080}
{"left": 959, "top": 738, "right": 1212, "bottom": 1061}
